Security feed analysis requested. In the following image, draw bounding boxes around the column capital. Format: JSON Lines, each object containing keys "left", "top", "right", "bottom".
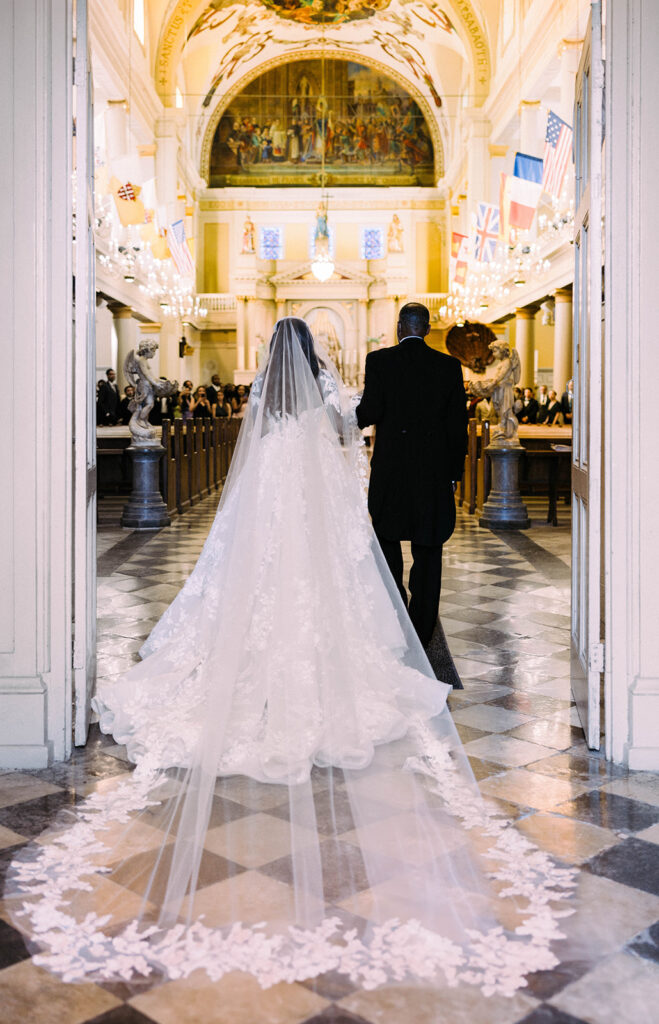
{"left": 515, "top": 305, "right": 540, "bottom": 319}
{"left": 554, "top": 286, "right": 573, "bottom": 302}
{"left": 488, "top": 144, "right": 508, "bottom": 158}
{"left": 107, "top": 303, "right": 133, "bottom": 319}
{"left": 138, "top": 321, "right": 162, "bottom": 333}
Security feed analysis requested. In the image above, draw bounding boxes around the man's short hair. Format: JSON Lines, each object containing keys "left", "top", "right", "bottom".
{"left": 106, "top": 368, "right": 114, "bottom": 376}
{"left": 398, "top": 301, "right": 430, "bottom": 335}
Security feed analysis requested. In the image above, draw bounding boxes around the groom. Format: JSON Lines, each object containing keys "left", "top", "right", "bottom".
{"left": 357, "top": 302, "right": 468, "bottom": 649}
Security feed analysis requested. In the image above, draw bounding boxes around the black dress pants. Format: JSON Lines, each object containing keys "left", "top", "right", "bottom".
{"left": 376, "top": 533, "right": 443, "bottom": 648}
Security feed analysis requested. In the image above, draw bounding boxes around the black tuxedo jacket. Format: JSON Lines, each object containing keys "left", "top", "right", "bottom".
{"left": 356, "top": 338, "right": 467, "bottom": 546}
{"left": 519, "top": 398, "right": 539, "bottom": 423}
{"left": 98, "top": 380, "right": 119, "bottom": 423}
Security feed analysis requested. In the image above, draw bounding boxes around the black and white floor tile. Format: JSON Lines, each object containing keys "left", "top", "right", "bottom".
{"left": 0, "top": 495, "right": 658, "bottom": 1023}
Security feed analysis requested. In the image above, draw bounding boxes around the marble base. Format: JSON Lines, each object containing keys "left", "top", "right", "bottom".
{"left": 120, "top": 445, "right": 170, "bottom": 531}
{"left": 479, "top": 443, "right": 530, "bottom": 531}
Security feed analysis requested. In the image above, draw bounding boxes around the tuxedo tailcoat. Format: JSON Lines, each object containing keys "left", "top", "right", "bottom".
{"left": 356, "top": 338, "right": 467, "bottom": 547}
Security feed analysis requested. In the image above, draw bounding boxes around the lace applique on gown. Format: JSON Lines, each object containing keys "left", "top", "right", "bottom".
{"left": 5, "top": 319, "right": 577, "bottom": 998}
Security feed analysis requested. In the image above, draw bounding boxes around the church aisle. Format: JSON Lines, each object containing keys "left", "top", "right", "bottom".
{"left": 0, "top": 499, "right": 657, "bottom": 1024}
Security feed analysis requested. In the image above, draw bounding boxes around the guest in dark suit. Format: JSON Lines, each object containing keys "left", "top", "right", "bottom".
{"left": 97, "top": 368, "right": 120, "bottom": 425}
{"left": 518, "top": 388, "right": 539, "bottom": 424}
{"left": 561, "top": 380, "right": 574, "bottom": 423}
{"left": 118, "top": 385, "right": 135, "bottom": 425}
{"left": 206, "top": 374, "right": 222, "bottom": 410}
{"left": 356, "top": 302, "right": 468, "bottom": 649}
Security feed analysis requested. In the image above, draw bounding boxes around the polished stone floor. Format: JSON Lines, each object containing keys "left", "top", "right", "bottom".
{"left": 1, "top": 496, "right": 659, "bottom": 1023}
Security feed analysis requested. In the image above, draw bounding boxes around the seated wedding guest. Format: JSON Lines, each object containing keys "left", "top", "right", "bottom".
{"left": 561, "top": 379, "right": 574, "bottom": 423}
{"left": 474, "top": 396, "right": 499, "bottom": 425}
{"left": 213, "top": 387, "right": 232, "bottom": 419}
{"left": 206, "top": 374, "right": 222, "bottom": 409}
{"left": 118, "top": 385, "right": 136, "bottom": 425}
{"left": 180, "top": 384, "right": 194, "bottom": 423}
{"left": 149, "top": 378, "right": 175, "bottom": 426}
{"left": 540, "top": 389, "right": 565, "bottom": 425}
{"left": 537, "top": 384, "right": 549, "bottom": 416}
{"left": 513, "top": 386, "right": 524, "bottom": 416}
{"left": 518, "top": 387, "right": 539, "bottom": 424}
{"left": 169, "top": 391, "right": 182, "bottom": 420}
{"left": 224, "top": 385, "right": 240, "bottom": 415}
{"left": 192, "top": 386, "right": 213, "bottom": 419}
{"left": 232, "top": 384, "right": 250, "bottom": 419}
{"left": 97, "top": 368, "right": 120, "bottom": 425}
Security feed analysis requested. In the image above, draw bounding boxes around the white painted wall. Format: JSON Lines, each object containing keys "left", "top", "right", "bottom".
{"left": 605, "top": 0, "right": 659, "bottom": 768}
{"left": 0, "top": 0, "right": 74, "bottom": 766}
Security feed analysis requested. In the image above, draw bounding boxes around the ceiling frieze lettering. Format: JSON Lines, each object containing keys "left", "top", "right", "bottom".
{"left": 154, "top": 0, "right": 490, "bottom": 111}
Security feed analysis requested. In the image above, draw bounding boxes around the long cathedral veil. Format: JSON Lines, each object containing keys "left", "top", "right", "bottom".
{"left": 5, "top": 317, "right": 576, "bottom": 994}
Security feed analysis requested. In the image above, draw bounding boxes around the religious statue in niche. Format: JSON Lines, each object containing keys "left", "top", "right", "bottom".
{"left": 242, "top": 215, "right": 256, "bottom": 254}
{"left": 387, "top": 213, "right": 404, "bottom": 253}
{"left": 469, "top": 340, "right": 521, "bottom": 445}
{"left": 123, "top": 340, "right": 178, "bottom": 446}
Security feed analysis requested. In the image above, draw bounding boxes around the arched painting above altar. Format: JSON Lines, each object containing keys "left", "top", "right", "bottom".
{"left": 208, "top": 58, "right": 435, "bottom": 188}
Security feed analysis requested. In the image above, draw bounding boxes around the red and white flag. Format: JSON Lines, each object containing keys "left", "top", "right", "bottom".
{"left": 542, "top": 110, "right": 573, "bottom": 198}
{"left": 450, "top": 231, "right": 469, "bottom": 286}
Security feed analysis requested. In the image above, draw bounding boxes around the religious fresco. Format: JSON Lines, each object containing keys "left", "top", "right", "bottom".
{"left": 189, "top": 0, "right": 395, "bottom": 37}
{"left": 209, "top": 59, "right": 435, "bottom": 187}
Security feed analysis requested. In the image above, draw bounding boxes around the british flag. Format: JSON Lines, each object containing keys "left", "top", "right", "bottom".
{"left": 473, "top": 202, "right": 500, "bottom": 263}
{"left": 542, "top": 110, "right": 573, "bottom": 198}
{"left": 117, "top": 182, "right": 136, "bottom": 202}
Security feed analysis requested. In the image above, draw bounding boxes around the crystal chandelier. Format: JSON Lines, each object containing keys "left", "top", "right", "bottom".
{"left": 311, "top": 55, "right": 334, "bottom": 283}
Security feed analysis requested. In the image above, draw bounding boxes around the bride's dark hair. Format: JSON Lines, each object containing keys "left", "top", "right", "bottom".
{"left": 270, "top": 316, "right": 320, "bottom": 378}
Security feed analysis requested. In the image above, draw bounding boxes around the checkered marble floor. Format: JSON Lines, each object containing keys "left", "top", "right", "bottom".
{"left": 1, "top": 497, "right": 658, "bottom": 1024}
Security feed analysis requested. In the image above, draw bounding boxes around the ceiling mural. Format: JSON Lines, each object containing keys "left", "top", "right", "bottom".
{"left": 209, "top": 58, "right": 435, "bottom": 187}
{"left": 189, "top": 0, "right": 396, "bottom": 37}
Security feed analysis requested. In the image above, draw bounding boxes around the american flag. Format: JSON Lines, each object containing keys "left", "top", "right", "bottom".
{"left": 167, "top": 219, "right": 195, "bottom": 277}
{"left": 473, "top": 202, "right": 499, "bottom": 263}
{"left": 542, "top": 111, "right": 573, "bottom": 198}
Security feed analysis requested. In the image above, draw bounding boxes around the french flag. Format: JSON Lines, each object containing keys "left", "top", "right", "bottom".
{"left": 509, "top": 153, "right": 544, "bottom": 230}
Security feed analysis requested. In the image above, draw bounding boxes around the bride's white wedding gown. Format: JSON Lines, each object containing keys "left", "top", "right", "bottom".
{"left": 5, "top": 319, "right": 576, "bottom": 996}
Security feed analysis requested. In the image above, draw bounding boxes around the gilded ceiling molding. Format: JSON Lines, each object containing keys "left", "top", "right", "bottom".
{"left": 155, "top": 0, "right": 491, "bottom": 107}
{"left": 443, "top": 0, "right": 491, "bottom": 103}
{"left": 198, "top": 50, "right": 446, "bottom": 185}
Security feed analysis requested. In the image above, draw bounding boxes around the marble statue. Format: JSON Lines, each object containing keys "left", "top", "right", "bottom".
{"left": 242, "top": 215, "right": 255, "bottom": 254}
{"left": 469, "top": 339, "right": 521, "bottom": 444}
{"left": 387, "top": 213, "right": 404, "bottom": 253}
{"left": 123, "top": 340, "right": 178, "bottom": 446}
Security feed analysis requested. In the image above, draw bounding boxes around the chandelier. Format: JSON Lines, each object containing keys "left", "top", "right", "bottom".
{"left": 311, "top": 54, "right": 334, "bottom": 283}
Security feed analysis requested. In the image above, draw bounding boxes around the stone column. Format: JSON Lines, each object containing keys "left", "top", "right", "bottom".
{"left": 104, "top": 99, "right": 128, "bottom": 163}
{"left": 465, "top": 112, "right": 491, "bottom": 225}
{"left": 558, "top": 39, "right": 583, "bottom": 124}
{"left": 276, "top": 298, "right": 286, "bottom": 321}
{"left": 357, "top": 299, "right": 368, "bottom": 378}
{"left": 138, "top": 321, "right": 160, "bottom": 378}
{"left": 519, "top": 100, "right": 543, "bottom": 158}
{"left": 155, "top": 116, "right": 180, "bottom": 228}
{"left": 515, "top": 306, "right": 538, "bottom": 388}
{"left": 235, "top": 296, "right": 246, "bottom": 372}
{"left": 0, "top": 0, "right": 74, "bottom": 766}
{"left": 108, "top": 304, "right": 136, "bottom": 392}
{"left": 553, "top": 287, "right": 573, "bottom": 393}
{"left": 246, "top": 299, "right": 257, "bottom": 371}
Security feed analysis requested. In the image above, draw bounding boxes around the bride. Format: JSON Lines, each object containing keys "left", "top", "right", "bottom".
{"left": 6, "top": 318, "right": 575, "bottom": 996}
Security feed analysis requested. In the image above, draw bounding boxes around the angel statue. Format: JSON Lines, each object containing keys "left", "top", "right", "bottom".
{"left": 123, "top": 339, "right": 178, "bottom": 446}
{"left": 469, "top": 339, "right": 521, "bottom": 444}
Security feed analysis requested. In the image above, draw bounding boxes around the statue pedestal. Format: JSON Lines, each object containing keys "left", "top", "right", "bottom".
{"left": 121, "top": 445, "right": 170, "bottom": 530}
{"left": 479, "top": 442, "right": 530, "bottom": 530}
